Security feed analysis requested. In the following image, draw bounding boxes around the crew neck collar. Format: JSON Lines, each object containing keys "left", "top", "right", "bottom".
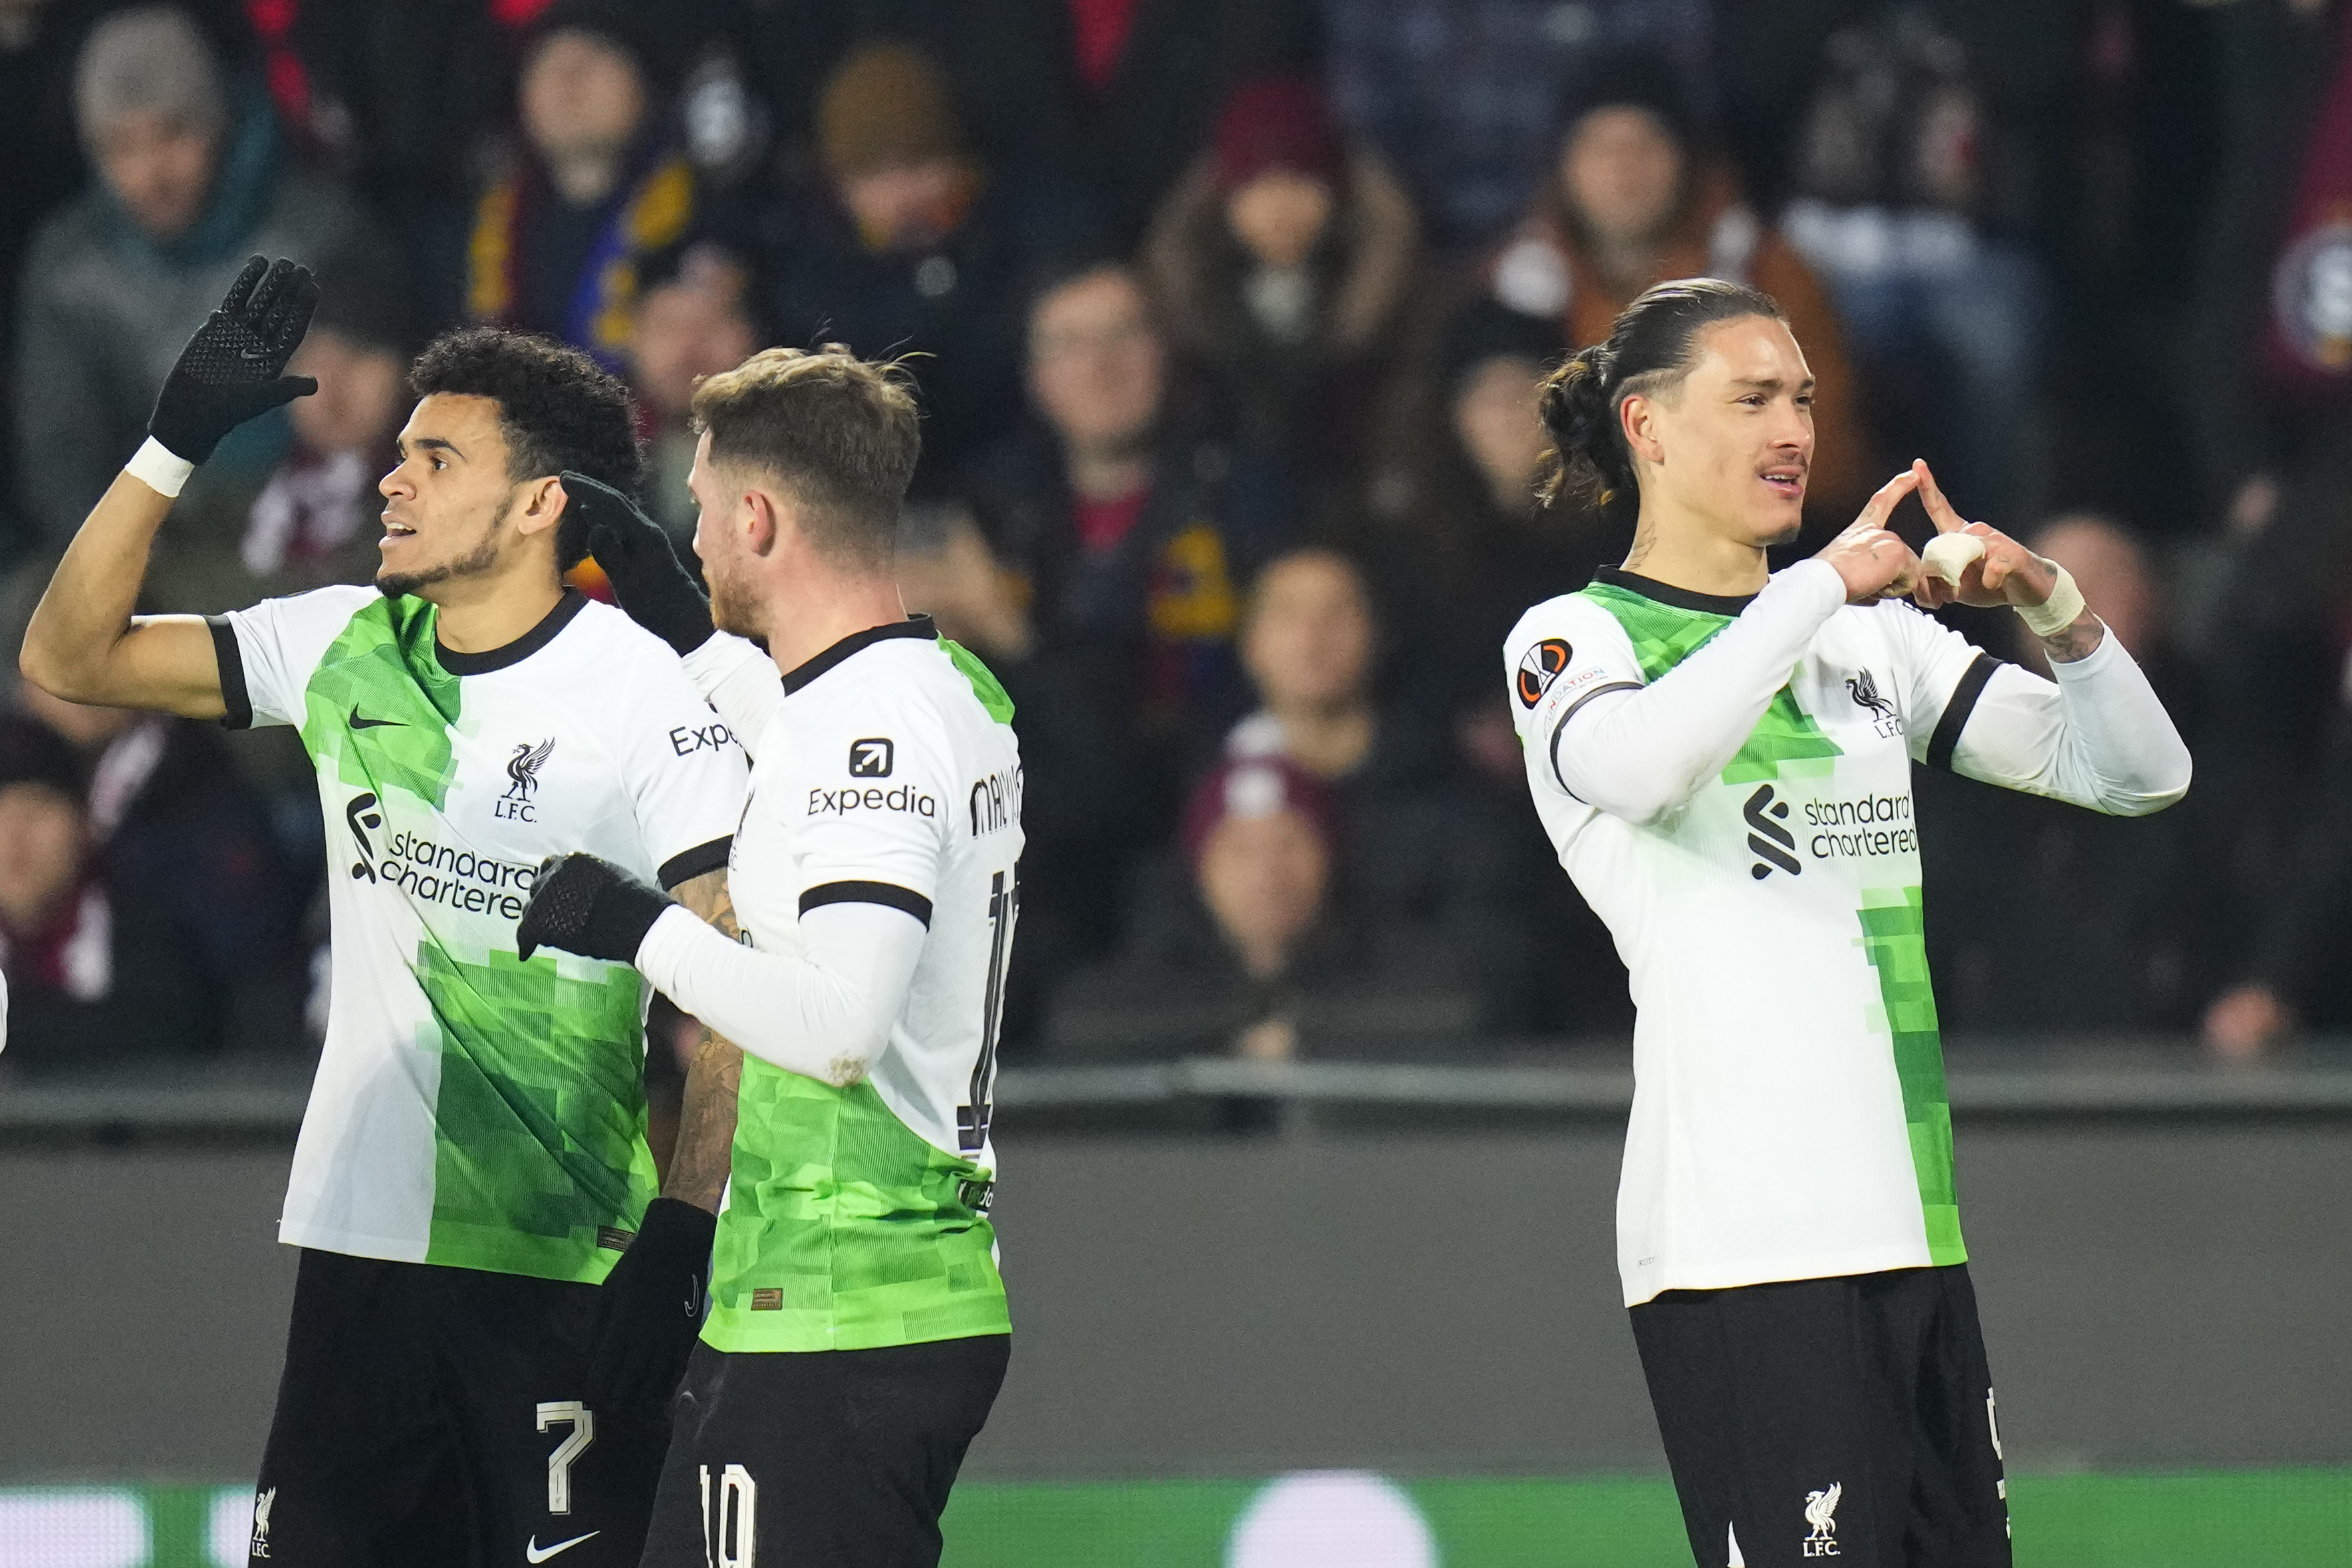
{"left": 434, "top": 589, "right": 588, "bottom": 676}
{"left": 780, "top": 615, "right": 938, "bottom": 695}
{"left": 1593, "top": 565, "right": 1758, "bottom": 616}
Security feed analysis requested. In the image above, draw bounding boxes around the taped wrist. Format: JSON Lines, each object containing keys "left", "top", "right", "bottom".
{"left": 2017, "top": 562, "right": 2087, "bottom": 638}
{"left": 125, "top": 438, "right": 196, "bottom": 498}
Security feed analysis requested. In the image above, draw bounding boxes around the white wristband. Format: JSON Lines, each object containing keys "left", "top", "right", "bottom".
{"left": 124, "top": 438, "right": 196, "bottom": 499}
{"left": 2016, "top": 561, "right": 2087, "bottom": 638}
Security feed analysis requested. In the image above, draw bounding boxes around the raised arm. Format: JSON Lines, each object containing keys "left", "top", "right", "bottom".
{"left": 1543, "top": 471, "right": 1925, "bottom": 824}
{"left": 1906, "top": 461, "right": 2191, "bottom": 814}
{"left": 19, "top": 257, "right": 318, "bottom": 718}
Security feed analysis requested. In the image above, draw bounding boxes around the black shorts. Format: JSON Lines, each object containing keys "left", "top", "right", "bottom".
{"left": 642, "top": 1334, "right": 1011, "bottom": 1568}
{"left": 246, "top": 1247, "right": 668, "bottom": 1567}
{"left": 1630, "top": 1263, "right": 2011, "bottom": 1568}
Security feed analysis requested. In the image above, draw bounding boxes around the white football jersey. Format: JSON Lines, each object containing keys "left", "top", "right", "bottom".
{"left": 217, "top": 587, "right": 748, "bottom": 1280}
{"left": 701, "top": 617, "right": 1024, "bottom": 1352}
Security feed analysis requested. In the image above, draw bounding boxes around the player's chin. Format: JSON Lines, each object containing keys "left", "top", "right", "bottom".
{"left": 1750, "top": 508, "right": 1804, "bottom": 549}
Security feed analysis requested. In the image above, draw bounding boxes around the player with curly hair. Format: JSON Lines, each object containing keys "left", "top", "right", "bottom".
{"left": 21, "top": 258, "right": 750, "bottom": 1567}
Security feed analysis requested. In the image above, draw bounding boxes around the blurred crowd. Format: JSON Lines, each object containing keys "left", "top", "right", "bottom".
{"left": 3, "top": 0, "right": 2351, "bottom": 1084}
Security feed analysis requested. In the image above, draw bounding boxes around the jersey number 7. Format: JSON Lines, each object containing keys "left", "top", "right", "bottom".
{"left": 958, "top": 866, "right": 1018, "bottom": 1154}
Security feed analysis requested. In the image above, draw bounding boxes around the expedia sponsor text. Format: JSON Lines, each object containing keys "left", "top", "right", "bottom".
{"left": 808, "top": 784, "right": 937, "bottom": 819}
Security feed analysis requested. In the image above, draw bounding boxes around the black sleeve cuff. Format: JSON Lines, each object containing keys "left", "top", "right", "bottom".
{"left": 799, "top": 880, "right": 933, "bottom": 926}
{"left": 658, "top": 836, "right": 732, "bottom": 890}
{"left": 206, "top": 615, "right": 252, "bottom": 730}
{"left": 1926, "top": 654, "right": 2002, "bottom": 772}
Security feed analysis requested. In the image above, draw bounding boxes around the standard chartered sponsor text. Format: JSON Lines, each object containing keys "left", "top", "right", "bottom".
{"left": 381, "top": 830, "right": 538, "bottom": 917}
{"left": 1803, "top": 793, "right": 1918, "bottom": 861}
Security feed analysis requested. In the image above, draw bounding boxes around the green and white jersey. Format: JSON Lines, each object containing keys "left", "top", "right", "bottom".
{"left": 1507, "top": 565, "right": 1996, "bottom": 1307}
{"left": 214, "top": 587, "right": 749, "bottom": 1283}
{"left": 680, "top": 617, "right": 1021, "bottom": 1355}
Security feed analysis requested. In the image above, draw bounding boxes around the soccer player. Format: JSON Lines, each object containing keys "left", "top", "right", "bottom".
{"left": 1505, "top": 279, "right": 2191, "bottom": 1568}
{"left": 507, "top": 346, "right": 1019, "bottom": 1568}
{"left": 19, "top": 258, "right": 752, "bottom": 1567}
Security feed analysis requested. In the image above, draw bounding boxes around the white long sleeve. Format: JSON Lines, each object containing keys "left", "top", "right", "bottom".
{"left": 681, "top": 632, "right": 787, "bottom": 759}
{"left": 1950, "top": 633, "right": 2192, "bottom": 815}
{"left": 636, "top": 900, "right": 925, "bottom": 1085}
{"left": 1553, "top": 559, "right": 1847, "bottom": 823}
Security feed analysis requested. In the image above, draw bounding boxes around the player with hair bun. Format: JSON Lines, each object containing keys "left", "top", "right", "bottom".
{"left": 1504, "top": 277, "right": 2191, "bottom": 1568}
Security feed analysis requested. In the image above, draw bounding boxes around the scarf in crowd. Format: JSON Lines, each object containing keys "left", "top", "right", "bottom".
{"left": 243, "top": 448, "right": 372, "bottom": 575}
{"left": 2265, "top": 5, "right": 2352, "bottom": 394}
{"left": 467, "top": 145, "right": 695, "bottom": 370}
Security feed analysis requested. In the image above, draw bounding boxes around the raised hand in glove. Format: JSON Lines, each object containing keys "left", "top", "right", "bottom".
{"left": 150, "top": 255, "right": 320, "bottom": 464}
{"left": 557, "top": 469, "right": 715, "bottom": 656}
{"left": 515, "top": 852, "right": 675, "bottom": 964}
{"left": 587, "top": 1196, "right": 717, "bottom": 1412}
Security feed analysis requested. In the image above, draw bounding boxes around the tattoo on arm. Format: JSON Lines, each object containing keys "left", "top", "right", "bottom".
{"left": 2039, "top": 608, "right": 2107, "bottom": 664}
{"left": 664, "top": 869, "right": 743, "bottom": 1213}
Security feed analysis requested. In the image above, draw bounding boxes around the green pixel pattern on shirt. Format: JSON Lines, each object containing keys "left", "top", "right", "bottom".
{"left": 1856, "top": 886, "right": 1966, "bottom": 1263}
{"left": 1579, "top": 582, "right": 1843, "bottom": 783}
{"left": 416, "top": 945, "right": 656, "bottom": 1280}
{"left": 940, "top": 638, "right": 1015, "bottom": 724}
{"left": 294, "top": 593, "right": 655, "bottom": 1283}
{"left": 704, "top": 1059, "right": 1009, "bottom": 1353}
{"left": 298, "top": 595, "right": 462, "bottom": 802}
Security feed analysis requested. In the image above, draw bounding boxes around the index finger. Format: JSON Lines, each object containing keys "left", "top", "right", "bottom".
{"left": 1849, "top": 467, "right": 1924, "bottom": 534}
{"left": 1914, "top": 459, "right": 1968, "bottom": 535}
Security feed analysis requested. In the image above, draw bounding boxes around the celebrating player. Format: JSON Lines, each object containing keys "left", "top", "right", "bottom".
{"left": 19, "top": 259, "right": 751, "bottom": 1567}
{"left": 511, "top": 346, "right": 1019, "bottom": 1567}
{"left": 1505, "top": 279, "right": 2190, "bottom": 1568}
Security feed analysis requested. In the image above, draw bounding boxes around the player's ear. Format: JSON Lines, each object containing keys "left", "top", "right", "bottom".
{"left": 1621, "top": 390, "right": 1666, "bottom": 467}
{"left": 743, "top": 487, "right": 782, "bottom": 559}
{"left": 513, "top": 475, "right": 566, "bottom": 540}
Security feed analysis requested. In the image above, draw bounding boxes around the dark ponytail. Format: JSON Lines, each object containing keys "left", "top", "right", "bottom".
{"left": 1537, "top": 277, "right": 1783, "bottom": 518}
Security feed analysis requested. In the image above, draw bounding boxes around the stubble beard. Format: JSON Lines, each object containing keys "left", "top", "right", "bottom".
{"left": 377, "top": 523, "right": 504, "bottom": 601}
{"left": 707, "top": 556, "right": 766, "bottom": 641}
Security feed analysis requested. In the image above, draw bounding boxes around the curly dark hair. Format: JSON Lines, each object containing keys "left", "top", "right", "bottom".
{"left": 408, "top": 328, "right": 642, "bottom": 570}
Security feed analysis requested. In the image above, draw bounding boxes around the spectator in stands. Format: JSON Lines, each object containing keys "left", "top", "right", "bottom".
{"left": 1486, "top": 54, "right": 1871, "bottom": 523}
{"left": 462, "top": 0, "right": 706, "bottom": 370}
{"left": 1142, "top": 73, "right": 1418, "bottom": 490}
{"left": 964, "top": 262, "right": 1293, "bottom": 767}
{"left": 627, "top": 241, "right": 759, "bottom": 547}
{"left": 1915, "top": 517, "right": 2201, "bottom": 1036}
{"left": 1226, "top": 547, "right": 1567, "bottom": 1033}
{"left": 767, "top": 41, "right": 1092, "bottom": 485}
{"left": 1323, "top": 0, "right": 1715, "bottom": 253}
{"left": 935, "top": 263, "right": 1291, "bottom": 1037}
{"left": 1777, "top": 7, "right": 2045, "bottom": 522}
{"left": 1045, "top": 753, "right": 1482, "bottom": 1062}
{"left": 13, "top": 4, "right": 370, "bottom": 548}
{"left": 889, "top": 0, "right": 1317, "bottom": 249}
{"left": 1355, "top": 300, "right": 1611, "bottom": 703}
{"left": 0, "top": 709, "right": 302, "bottom": 1073}
{"left": 0, "top": 0, "right": 94, "bottom": 559}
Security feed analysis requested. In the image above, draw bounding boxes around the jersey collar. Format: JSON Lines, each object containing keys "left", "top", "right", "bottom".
{"left": 1591, "top": 565, "right": 1758, "bottom": 615}
{"left": 434, "top": 588, "right": 588, "bottom": 676}
{"left": 779, "top": 614, "right": 938, "bottom": 695}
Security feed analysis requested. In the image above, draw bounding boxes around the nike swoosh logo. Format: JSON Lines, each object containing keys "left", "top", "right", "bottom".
{"left": 525, "top": 1533, "right": 598, "bottom": 1563}
{"left": 237, "top": 344, "right": 275, "bottom": 361}
{"left": 348, "top": 710, "right": 402, "bottom": 729}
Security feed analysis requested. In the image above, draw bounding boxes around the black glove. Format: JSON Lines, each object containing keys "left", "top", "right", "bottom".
{"left": 586, "top": 1196, "right": 716, "bottom": 1411}
{"left": 558, "top": 469, "right": 716, "bottom": 656}
{"left": 150, "top": 255, "right": 320, "bottom": 464}
{"left": 515, "top": 852, "right": 674, "bottom": 964}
